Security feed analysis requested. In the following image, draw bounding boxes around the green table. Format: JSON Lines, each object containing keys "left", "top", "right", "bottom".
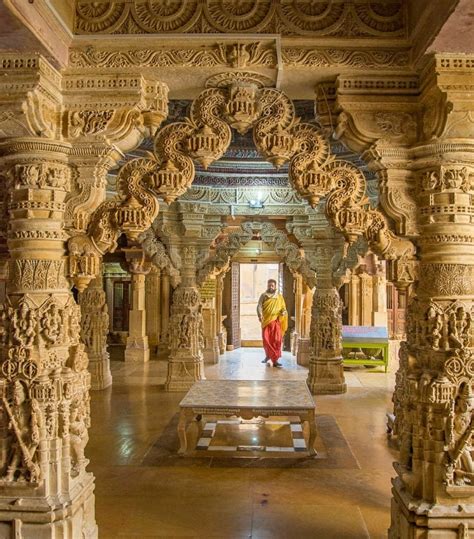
{"left": 342, "top": 326, "right": 389, "bottom": 373}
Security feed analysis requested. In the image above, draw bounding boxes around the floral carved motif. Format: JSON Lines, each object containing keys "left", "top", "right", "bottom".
{"left": 69, "top": 43, "right": 276, "bottom": 69}
{"left": 74, "top": 1, "right": 405, "bottom": 37}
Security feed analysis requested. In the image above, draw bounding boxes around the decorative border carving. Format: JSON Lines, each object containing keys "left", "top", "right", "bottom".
{"left": 74, "top": 1, "right": 406, "bottom": 38}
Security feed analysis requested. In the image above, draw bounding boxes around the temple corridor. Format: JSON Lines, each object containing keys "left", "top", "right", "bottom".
{"left": 89, "top": 349, "right": 396, "bottom": 538}
{"left": 0, "top": 0, "right": 473, "bottom": 536}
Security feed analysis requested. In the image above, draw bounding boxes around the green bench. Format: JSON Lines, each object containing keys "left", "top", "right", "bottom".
{"left": 342, "top": 325, "right": 389, "bottom": 373}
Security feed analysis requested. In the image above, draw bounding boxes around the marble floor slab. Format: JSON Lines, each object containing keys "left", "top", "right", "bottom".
{"left": 88, "top": 347, "right": 397, "bottom": 538}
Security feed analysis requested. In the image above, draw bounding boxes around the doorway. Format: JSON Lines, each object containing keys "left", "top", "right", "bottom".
{"left": 240, "top": 262, "right": 279, "bottom": 346}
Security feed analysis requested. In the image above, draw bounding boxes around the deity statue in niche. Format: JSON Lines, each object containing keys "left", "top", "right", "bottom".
{"left": 2, "top": 381, "right": 40, "bottom": 482}
{"left": 11, "top": 302, "right": 36, "bottom": 347}
{"left": 445, "top": 382, "right": 474, "bottom": 485}
{"left": 69, "top": 399, "right": 89, "bottom": 477}
{"left": 41, "top": 303, "right": 63, "bottom": 345}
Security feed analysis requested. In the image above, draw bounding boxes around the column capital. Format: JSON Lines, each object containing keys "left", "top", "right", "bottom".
{"left": 123, "top": 247, "right": 151, "bottom": 275}
{"left": 0, "top": 53, "right": 63, "bottom": 140}
{"left": 62, "top": 71, "right": 169, "bottom": 152}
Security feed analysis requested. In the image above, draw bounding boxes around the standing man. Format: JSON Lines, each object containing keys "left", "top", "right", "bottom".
{"left": 257, "top": 279, "right": 288, "bottom": 368}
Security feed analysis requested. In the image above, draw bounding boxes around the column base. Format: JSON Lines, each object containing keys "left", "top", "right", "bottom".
{"left": 307, "top": 357, "right": 347, "bottom": 395}
{"left": 203, "top": 337, "right": 219, "bottom": 364}
{"left": 389, "top": 477, "right": 474, "bottom": 538}
{"left": 164, "top": 355, "right": 205, "bottom": 392}
{"left": 0, "top": 473, "right": 97, "bottom": 539}
{"left": 89, "top": 353, "right": 112, "bottom": 391}
{"left": 296, "top": 337, "right": 311, "bottom": 367}
{"left": 125, "top": 337, "right": 150, "bottom": 362}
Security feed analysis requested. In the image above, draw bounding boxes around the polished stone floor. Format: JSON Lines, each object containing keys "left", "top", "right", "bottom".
{"left": 88, "top": 347, "right": 398, "bottom": 538}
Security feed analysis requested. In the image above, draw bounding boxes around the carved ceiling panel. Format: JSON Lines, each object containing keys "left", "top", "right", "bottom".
{"left": 74, "top": 0, "right": 406, "bottom": 38}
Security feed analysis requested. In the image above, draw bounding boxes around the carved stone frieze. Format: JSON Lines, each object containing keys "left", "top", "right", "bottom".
{"left": 70, "top": 42, "right": 276, "bottom": 69}
{"left": 74, "top": 1, "right": 406, "bottom": 37}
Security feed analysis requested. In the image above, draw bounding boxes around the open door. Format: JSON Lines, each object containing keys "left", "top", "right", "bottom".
{"left": 281, "top": 263, "right": 295, "bottom": 352}
{"left": 223, "top": 261, "right": 241, "bottom": 350}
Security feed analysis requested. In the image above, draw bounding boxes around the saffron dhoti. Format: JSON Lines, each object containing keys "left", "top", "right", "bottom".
{"left": 258, "top": 291, "right": 288, "bottom": 364}
{"left": 262, "top": 319, "right": 283, "bottom": 361}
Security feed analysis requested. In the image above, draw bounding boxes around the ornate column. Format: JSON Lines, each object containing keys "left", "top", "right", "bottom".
{"left": 215, "top": 273, "right": 226, "bottom": 355}
{"left": 307, "top": 256, "right": 346, "bottom": 395}
{"left": 0, "top": 137, "right": 96, "bottom": 536}
{"left": 145, "top": 266, "right": 161, "bottom": 353}
{"left": 296, "top": 285, "right": 314, "bottom": 367}
{"left": 349, "top": 272, "right": 360, "bottom": 325}
{"left": 158, "top": 204, "right": 222, "bottom": 390}
{"left": 292, "top": 273, "right": 303, "bottom": 356}
{"left": 388, "top": 56, "right": 474, "bottom": 537}
{"left": 165, "top": 244, "right": 204, "bottom": 391}
{"left": 124, "top": 249, "right": 151, "bottom": 363}
{"left": 160, "top": 270, "right": 170, "bottom": 354}
{"left": 290, "top": 215, "right": 346, "bottom": 394}
{"left": 331, "top": 55, "right": 474, "bottom": 537}
{"left": 0, "top": 54, "right": 97, "bottom": 537}
{"left": 358, "top": 268, "right": 373, "bottom": 326}
{"left": 372, "top": 262, "right": 388, "bottom": 327}
{"left": 200, "top": 276, "right": 219, "bottom": 364}
{"left": 79, "top": 265, "right": 112, "bottom": 390}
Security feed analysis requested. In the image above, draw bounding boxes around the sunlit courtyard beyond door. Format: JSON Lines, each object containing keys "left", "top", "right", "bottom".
{"left": 240, "top": 263, "right": 279, "bottom": 345}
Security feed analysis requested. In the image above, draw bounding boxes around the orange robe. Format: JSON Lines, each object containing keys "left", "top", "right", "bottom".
{"left": 258, "top": 292, "right": 288, "bottom": 363}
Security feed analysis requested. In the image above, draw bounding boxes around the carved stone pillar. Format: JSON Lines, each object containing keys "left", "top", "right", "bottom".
{"left": 307, "top": 278, "right": 346, "bottom": 395}
{"left": 216, "top": 273, "right": 226, "bottom": 355}
{"left": 145, "top": 266, "right": 161, "bottom": 352}
{"left": 372, "top": 263, "right": 388, "bottom": 327}
{"left": 358, "top": 271, "right": 373, "bottom": 326}
{"left": 124, "top": 249, "right": 151, "bottom": 363}
{"left": 0, "top": 138, "right": 96, "bottom": 536}
{"left": 381, "top": 56, "right": 474, "bottom": 538}
{"left": 349, "top": 273, "right": 360, "bottom": 325}
{"left": 292, "top": 274, "right": 303, "bottom": 356}
{"left": 79, "top": 264, "right": 112, "bottom": 390}
{"left": 297, "top": 285, "right": 313, "bottom": 367}
{"left": 160, "top": 270, "right": 170, "bottom": 354}
{"left": 293, "top": 219, "right": 346, "bottom": 394}
{"left": 201, "top": 296, "right": 219, "bottom": 364}
{"left": 165, "top": 245, "right": 204, "bottom": 391}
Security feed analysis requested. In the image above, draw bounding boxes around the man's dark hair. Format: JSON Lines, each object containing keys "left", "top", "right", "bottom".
{"left": 267, "top": 279, "right": 277, "bottom": 285}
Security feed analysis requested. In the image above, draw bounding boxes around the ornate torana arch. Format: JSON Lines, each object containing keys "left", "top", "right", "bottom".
{"left": 67, "top": 75, "right": 415, "bottom": 290}
{"left": 197, "top": 221, "right": 317, "bottom": 288}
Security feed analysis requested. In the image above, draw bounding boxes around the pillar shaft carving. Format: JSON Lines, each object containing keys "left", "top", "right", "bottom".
{"left": 0, "top": 53, "right": 97, "bottom": 537}
{"left": 0, "top": 138, "right": 96, "bottom": 537}
{"left": 307, "top": 244, "right": 346, "bottom": 395}
{"left": 145, "top": 266, "right": 161, "bottom": 349}
{"left": 79, "top": 264, "right": 111, "bottom": 391}
{"left": 165, "top": 243, "right": 205, "bottom": 391}
{"left": 157, "top": 209, "right": 222, "bottom": 391}
{"left": 380, "top": 56, "right": 474, "bottom": 538}
{"left": 124, "top": 248, "right": 151, "bottom": 363}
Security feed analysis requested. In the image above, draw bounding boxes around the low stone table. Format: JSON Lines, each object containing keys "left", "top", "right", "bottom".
{"left": 178, "top": 380, "right": 317, "bottom": 456}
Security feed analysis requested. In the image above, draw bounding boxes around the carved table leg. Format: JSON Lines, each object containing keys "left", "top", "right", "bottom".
{"left": 307, "top": 410, "right": 318, "bottom": 456}
{"left": 178, "top": 408, "right": 190, "bottom": 455}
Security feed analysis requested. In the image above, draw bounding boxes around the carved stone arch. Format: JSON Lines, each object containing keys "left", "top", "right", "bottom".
{"left": 197, "top": 221, "right": 316, "bottom": 289}
{"left": 68, "top": 74, "right": 415, "bottom": 293}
